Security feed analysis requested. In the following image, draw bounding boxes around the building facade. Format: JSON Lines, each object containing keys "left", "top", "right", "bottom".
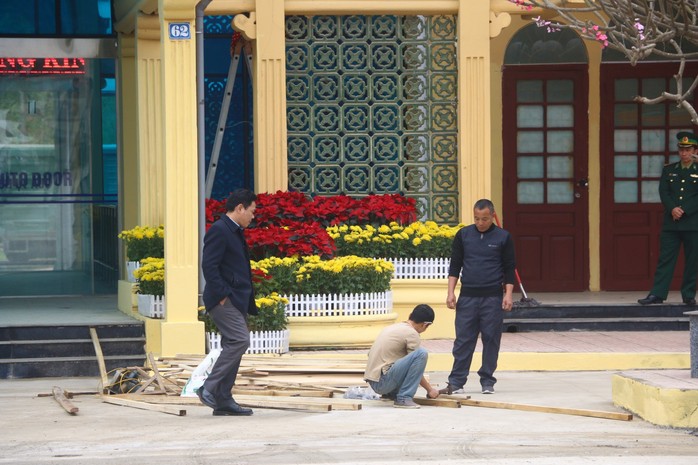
{"left": 0, "top": 0, "right": 691, "bottom": 355}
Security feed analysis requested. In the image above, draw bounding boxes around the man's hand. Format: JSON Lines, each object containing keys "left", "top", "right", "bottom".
{"left": 502, "top": 294, "right": 513, "bottom": 311}
{"left": 672, "top": 207, "right": 683, "bottom": 220}
{"left": 426, "top": 387, "right": 440, "bottom": 399}
{"left": 446, "top": 293, "right": 456, "bottom": 309}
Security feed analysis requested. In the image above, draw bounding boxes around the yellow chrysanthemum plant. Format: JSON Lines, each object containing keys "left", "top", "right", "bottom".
{"left": 118, "top": 225, "right": 165, "bottom": 262}
{"left": 132, "top": 257, "right": 165, "bottom": 296}
{"left": 198, "top": 293, "right": 289, "bottom": 333}
{"left": 251, "top": 255, "right": 393, "bottom": 296}
{"left": 327, "top": 221, "right": 464, "bottom": 259}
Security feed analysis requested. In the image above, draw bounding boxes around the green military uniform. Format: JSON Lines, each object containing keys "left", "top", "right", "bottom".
{"left": 647, "top": 132, "right": 698, "bottom": 302}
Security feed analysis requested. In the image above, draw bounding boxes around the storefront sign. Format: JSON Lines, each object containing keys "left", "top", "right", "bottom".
{"left": 0, "top": 171, "right": 73, "bottom": 190}
{"left": 0, "top": 58, "right": 86, "bottom": 75}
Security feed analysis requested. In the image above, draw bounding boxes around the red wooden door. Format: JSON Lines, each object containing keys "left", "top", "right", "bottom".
{"left": 600, "top": 63, "right": 698, "bottom": 290}
{"left": 502, "top": 65, "right": 589, "bottom": 291}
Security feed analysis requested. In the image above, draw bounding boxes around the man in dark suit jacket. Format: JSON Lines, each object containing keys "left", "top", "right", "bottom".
{"left": 198, "top": 188, "right": 258, "bottom": 416}
{"left": 639, "top": 131, "right": 698, "bottom": 306}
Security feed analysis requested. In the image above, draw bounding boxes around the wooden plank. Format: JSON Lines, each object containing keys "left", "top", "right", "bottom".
{"left": 147, "top": 353, "right": 169, "bottom": 393}
{"left": 232, "top": 388, "right": 334, "bottom": 398}
{"left": 459, "top": 399, "right": 633, "bottom": 421}
{"left": 234, "top": 395, "right": 362, "bottom": 411}
{"left": 52, "top": 386, "right": 79, "bottom": 415}
{"left": 38, "top": 390, "right": 98, "bottom": 398}
{"left": 89, "top": 327, "right": 109, "bottom": 393}
{"left": 102, "top": 396, "right": 186, "bottom": 416}
{"left": 236, "top": 398, "right": 331, "bottom": 412}
{"left": 414, "top": 397, "right": 463, "bottom": 408}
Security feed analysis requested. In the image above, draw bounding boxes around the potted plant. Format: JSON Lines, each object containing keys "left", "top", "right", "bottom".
{"left": 132, "top": 257, "right": 165, "bottom": 318}
{"left": 199, "top": 293, "right": 290, "bottom": 354}
{"left": 251, "top": 255, "right": 396, "bottom": 348}
{"left": 118, "top": 225, "right": 164, "bottom": 282}
{"left": 327, "top": 221, "right": 463, "bottom": 279}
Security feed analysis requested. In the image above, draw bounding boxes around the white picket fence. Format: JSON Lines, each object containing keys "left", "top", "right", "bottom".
{"left": 137, "top": 294, "right": 165, "bottom": 319}
{"left": 283, "top": 291, "right": 392, "bottom": 317}
{"left": 388, "top": 257, "right": 450, "bottom": 279}
{"left": 206, "top": 330, "right": 290, "bottom": 354}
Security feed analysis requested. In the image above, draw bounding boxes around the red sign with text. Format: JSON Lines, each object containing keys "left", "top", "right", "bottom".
{"left": 0, "top": 58, "right": 86, "bottom": 75}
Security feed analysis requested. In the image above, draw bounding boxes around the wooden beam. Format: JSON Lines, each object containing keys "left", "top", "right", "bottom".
{"left": 102, "top": 396, "right": 187, "bottom": 416}
{"left": 89, "top": 327, "right": 109, "bottom": 393}
{"left": 52, "top": 387, "right": 79, "bottom": 415}
{"left": 459, "top": 399, "right": 633, "bottom": 421}
{"left": 414, "top": 397, "right": 463, "bottom": 408}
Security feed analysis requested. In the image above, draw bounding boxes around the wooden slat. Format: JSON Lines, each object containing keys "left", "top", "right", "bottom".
{"left": 89, "top": 327, "right": 109, "bottom": 393}
{"left": 414, "top": 397, "right": 463, "bottom": 408}
{"left": 102, "top": 396, "right": 186, "bottom": 416}
{"left": 459, "top": 399, "right": 633, "bottom": 421}
{"left": 52, "top": 386, "right": 79, "bottom": 415}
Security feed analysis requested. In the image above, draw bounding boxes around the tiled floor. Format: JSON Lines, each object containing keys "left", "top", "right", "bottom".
{"left": 421, "top": 331, "right": 690, "bottom": 354}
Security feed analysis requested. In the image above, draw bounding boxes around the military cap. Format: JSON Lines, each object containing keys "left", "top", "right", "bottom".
{"left": 676, "top": 131, "right": 698, "bottom": 147}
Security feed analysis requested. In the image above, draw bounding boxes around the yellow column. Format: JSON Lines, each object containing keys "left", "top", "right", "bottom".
{"left": 457, "top": 0, "right": 492, "bottom": 219}
{"left": 240, "top": 0, "right": 288, "bottom": 193}
{"left": 158, "top": 0, "right": 204, "bottom": 356}
{"left": 116, "top": 33, "right": 139, "bottom": 260}
{"left": 116, "top": 34, "right": 143, "bottom": 314}
{"left": 135, "top": 14, "right": 164, "bottom": 226}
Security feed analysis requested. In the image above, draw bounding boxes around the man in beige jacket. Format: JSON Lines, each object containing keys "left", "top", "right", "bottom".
{"left": 363, "top": 304, "right": 441, "bottom": 408}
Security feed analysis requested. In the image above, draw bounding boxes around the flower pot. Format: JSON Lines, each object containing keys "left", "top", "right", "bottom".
{"left": 126, "top": 261, "right": 141, "bottom": 283}
{"left": 206, "top": 330, "right": 290, "bottom": 354}
{"left": 388, "top": 257, "right": 450, "bottom": 279}
{"left": 283, "top": 291, "right": 392, "bottom": 317}
{"left": 137, "top": 294, "right": 165, "bottom": 319}
{"left": 283, "top": 291, "right": 396, "bottom": 348}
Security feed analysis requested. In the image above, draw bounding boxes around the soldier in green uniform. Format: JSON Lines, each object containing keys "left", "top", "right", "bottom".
{"left": 639, "top": 131, "right": 698, "bottom": 306}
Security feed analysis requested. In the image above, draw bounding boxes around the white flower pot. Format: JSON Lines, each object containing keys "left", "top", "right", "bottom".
{"left": 283, "top": 291, "right": 392, "bottom": 317}
{"left": 388, "top": 257, "right": 449, "bottom": 279}
{"left": 206, "top": 329, "right": 290, "bottom": 354}
{"left": 126, "top": 261, "right": 141, "bottom": 283}
{"left": 137, "top": 294, "right": 165, "bottom": 319}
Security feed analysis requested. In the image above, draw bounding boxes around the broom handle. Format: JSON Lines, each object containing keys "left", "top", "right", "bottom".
{"left": 492, "top": 212, "right": 529, "bottom": 300}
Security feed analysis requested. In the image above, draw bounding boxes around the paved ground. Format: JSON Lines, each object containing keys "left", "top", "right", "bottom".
{"left": 2, "top": 371, "right": 697, "bottom": 465}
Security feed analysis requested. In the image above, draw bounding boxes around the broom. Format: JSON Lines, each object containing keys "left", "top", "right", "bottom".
{"left": 492, "top": 212, "right": 541, "bottom": 307}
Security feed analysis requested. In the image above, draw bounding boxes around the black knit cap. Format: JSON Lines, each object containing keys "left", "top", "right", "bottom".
{"left": 409, "top": 304, "right": 435, "bottom": 324}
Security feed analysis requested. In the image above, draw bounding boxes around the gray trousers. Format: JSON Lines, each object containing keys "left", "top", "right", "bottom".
{"left": 202, "top": 299, "right": 250, "bottom": 403}
{"left": 447, "top": 295, "right": 503, "bottom": 389}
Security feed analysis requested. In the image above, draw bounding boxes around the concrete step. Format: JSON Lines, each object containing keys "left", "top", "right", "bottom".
{"left": 0, "top": 323, "right": 146, "bottom": 379}
{"left": 503, "top": 303, "right": 691, "bottom": 332}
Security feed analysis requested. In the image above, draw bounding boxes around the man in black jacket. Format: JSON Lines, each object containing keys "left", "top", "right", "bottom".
{"left": 440, "top": 199, "right": 516, "bottom": 395}
{"left": 198, "top": 189, "right": 258, "bottom": 416}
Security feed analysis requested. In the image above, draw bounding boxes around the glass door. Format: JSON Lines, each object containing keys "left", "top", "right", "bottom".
{"left": 0, "top": 66, "right": 98, "bottom": 295}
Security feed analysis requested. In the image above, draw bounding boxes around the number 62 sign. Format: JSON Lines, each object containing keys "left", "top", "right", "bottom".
{"left": 169, "top": 23, "right": 191, "bottom": 40}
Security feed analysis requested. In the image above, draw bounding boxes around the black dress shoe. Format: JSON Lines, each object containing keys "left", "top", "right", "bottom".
{"left": 637, "top": 294, "right": 664, "bottom": 305}
{"left": 683, "top": 298, "right": 696, "bottom": 306}
{"left": 213, "top": 400, "right": 253, "bottom": 416}
{"left": 197, "top": 387, "right": 217, "bottom": 409}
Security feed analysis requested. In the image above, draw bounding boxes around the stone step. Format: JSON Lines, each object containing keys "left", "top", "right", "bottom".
{"left": 0, "top": 323, "right": 146, "bottom": 379}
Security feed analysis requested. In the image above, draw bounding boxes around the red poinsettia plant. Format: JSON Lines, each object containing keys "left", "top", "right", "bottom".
{"left": 204, "top": 191, "right": 417, "bottom": 258}
{"left": 245, "top": 223, "right": 335, "bottom": 260}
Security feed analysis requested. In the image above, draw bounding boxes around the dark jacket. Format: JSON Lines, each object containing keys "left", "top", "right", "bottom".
{"left": 659, "top": 161, "right": 698, "bottom": 231}
{"left": 448, "top": 224, "right": 516, "bottom": 297}
{"left": 201, "top": 215, "right": 258, "bottom": 315}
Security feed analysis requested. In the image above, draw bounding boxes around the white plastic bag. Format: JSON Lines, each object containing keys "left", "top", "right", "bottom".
{"left": 343, "top": 385, "right": 380, "bottom": 400}
{"left": 181, "top": 349, "right": 221, "bottom": 397}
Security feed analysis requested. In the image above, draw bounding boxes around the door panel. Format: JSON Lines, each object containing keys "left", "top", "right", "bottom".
{"left": 600, "top": 63, "right": 698, "bottom": 290}
{"left": 502, "top": 65, "right": 589, "bottom": 291}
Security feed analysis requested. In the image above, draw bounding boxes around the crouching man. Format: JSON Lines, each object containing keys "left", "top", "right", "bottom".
{"left": 363, "top": 304, "right": 441, "bottom": 408}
